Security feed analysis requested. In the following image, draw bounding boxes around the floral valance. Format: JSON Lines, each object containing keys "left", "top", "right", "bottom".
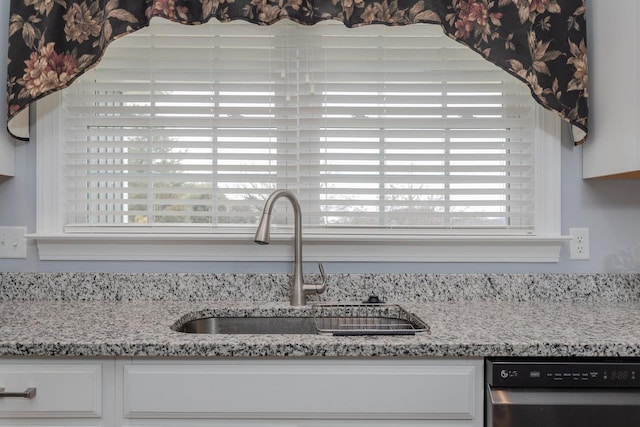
{"left": 6, "top": 0, "right": 588, "bottom": 143}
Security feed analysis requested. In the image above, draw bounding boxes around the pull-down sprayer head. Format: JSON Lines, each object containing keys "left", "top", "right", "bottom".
{"left": 254, "top": 213, "right": 272, "bottom": 245}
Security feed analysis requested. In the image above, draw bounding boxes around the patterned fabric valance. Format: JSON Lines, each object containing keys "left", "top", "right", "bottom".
{"left": 6, "top": 0, "right": 588, "bottom": 143}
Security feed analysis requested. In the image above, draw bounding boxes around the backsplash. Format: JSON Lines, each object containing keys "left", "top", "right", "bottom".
{"left": 1, "top": 273, "right": 639, "bottom": 303}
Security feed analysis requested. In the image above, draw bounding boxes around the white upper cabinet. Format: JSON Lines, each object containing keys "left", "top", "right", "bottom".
{"left": 583, "top": 0, "right": 640, "bottom": 178}
{"left": 0, "top": 1, "right": 15, "bottom": 177}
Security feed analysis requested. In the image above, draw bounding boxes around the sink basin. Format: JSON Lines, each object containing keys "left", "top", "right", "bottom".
{"left": 173, "top": 304, "right": 429, "bottom": 336}
{"left": 176, "top": 316, "right": 317, "bottom": 335}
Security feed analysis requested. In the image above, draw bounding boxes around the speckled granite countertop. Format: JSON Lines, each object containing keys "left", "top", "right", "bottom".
{"left": 0, "top": 273, "right": 639, "bottom": 358}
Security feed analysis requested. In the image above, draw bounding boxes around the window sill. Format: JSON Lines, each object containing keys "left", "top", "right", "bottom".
{"left": 31, "top": 233, "right": 569, "bottom": 262}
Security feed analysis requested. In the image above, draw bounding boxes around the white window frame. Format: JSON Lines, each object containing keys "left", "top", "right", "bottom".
{"left": 32, "top": 89, "right": 564, "bottom": 262}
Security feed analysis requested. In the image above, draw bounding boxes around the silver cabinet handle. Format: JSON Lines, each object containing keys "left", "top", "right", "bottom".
{"left": 0, "top": 387, "right": 37, "bottom": 399}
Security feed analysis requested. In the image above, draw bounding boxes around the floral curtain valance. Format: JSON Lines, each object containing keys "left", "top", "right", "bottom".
{"left": 6, "top": 0, "right": 588, "bottom": 143}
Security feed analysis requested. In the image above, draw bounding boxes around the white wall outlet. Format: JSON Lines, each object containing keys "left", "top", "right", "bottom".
{"left": 0, "top": 226, "right": 27, "bottom": 259}
{"left": 569, "top": 227, "right": 590, "bottom": 260}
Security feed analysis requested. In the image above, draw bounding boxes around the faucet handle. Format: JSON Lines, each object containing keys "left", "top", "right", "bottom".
{"left": 318, "top": 263, "right": 326, "bottom": 285}
{"left": 303, "top": 263, "right": 327, "bottom": 296}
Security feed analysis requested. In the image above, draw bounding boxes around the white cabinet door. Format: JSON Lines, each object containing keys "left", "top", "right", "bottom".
{"left": 583, "top": 0, "right": 640, "bottom": 178}
{"left": 119, "top": 358, "right": 483, "bottom": 427}
{"left": 0, "top": 1, "right": 15, "bottom": 177}
{"left": 0, "top": 359, "right": 115, "bottom": 427}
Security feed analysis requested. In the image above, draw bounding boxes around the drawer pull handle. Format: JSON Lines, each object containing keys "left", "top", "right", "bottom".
{"left": 0, "top": 387, "right": 37, "bottom": 399}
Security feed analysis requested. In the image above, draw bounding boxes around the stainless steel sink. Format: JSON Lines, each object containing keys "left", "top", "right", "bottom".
{"left": 176, "top": 316, "right": 318, "bottom": 335}
{"left": 173, "top": 304, "right": 429, "bottom": 336}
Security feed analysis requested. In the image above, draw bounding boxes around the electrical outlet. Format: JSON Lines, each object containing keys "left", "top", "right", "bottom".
{"left": 569, "top": 227, "right": 590, "bottom": 260}
{"left": 0, "top": 227, "right": 28, "bottom": 259}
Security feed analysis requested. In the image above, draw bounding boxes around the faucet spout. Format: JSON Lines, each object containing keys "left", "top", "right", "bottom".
{"left": 254, "top": 189, "right": 326, "bottom": 306}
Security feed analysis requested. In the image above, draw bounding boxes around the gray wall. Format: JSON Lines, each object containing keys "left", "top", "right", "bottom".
{"left": 2, "top": 1, "right": 639, "bottom": 274}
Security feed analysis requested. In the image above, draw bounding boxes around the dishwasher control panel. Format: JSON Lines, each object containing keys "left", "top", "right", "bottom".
{"left": 488, "top": 360, "right": 640, "bottom": 388}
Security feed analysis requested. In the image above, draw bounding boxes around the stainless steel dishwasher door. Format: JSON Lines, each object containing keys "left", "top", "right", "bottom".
{"left": 487, "top": 386, "right": 640, "bottom": 427}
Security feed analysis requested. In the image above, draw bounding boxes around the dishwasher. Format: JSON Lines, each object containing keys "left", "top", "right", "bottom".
{"left": 486, "top": 358, "right": 640, "bottom": 427}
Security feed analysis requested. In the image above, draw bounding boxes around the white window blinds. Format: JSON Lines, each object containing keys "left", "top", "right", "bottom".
{"left": 60, "top": 18, "right": 537, "bottom": 233}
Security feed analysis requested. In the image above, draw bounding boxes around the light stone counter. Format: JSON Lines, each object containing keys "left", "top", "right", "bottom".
{"left": 0, "top": 273, "right": 638, "bottom": 358}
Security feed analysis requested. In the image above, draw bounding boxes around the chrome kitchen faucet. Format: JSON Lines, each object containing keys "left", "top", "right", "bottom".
{"left": 254, "top": 189, "right": 326, "bottom": 306}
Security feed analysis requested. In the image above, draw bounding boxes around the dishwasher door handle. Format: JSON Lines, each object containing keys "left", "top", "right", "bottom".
{"left": 489, "top": 385, "right": 640, "bottom": 406}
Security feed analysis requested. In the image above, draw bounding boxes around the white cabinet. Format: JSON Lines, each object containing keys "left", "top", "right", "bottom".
{"left": 1, "top": 357, "right": 483, "bottom": 427}
{"left": 119, "top": 358, "right": 484, "bottom": 427}
{"left": 0, "top": 1, "right": 15, "bottom": 177}
{"left": 0, "top": 359, "right": 115, "bottom": 426}
{"left": 583, "top": 0, "right": 640, "bottom": 178}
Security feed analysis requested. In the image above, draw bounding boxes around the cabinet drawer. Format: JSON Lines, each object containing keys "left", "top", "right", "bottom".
{"left": 0, "top": 363, "right": 102, "bottom": 418}
{"left": 124, "top": 359, "right": 480, "bottom": 420}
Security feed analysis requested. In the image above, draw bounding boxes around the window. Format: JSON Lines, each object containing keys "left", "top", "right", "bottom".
{"left": 34, "top": 19, "right": 562, "bottom": 262}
